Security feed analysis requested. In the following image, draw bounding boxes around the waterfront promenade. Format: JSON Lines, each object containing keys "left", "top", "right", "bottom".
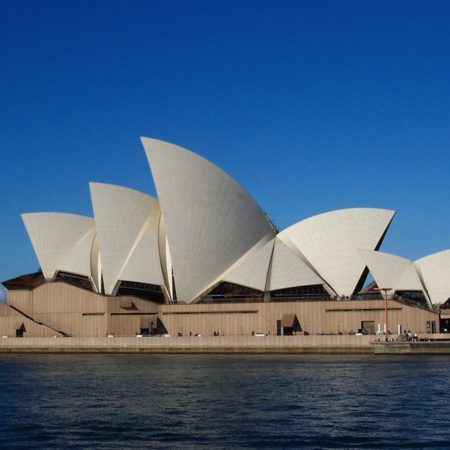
{"left": 2, "top": 334, "right": 449, "bottom": 354}
{"left": 0, "top": 334, "right": 374, "bottom": 354}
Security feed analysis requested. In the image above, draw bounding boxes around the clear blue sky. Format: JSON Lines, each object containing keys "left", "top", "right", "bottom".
{"left": 1, "top": 0, "right": 450, "bottom": 295}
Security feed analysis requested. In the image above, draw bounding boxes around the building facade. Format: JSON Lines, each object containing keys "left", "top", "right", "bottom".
{"left": 1, "top": 137, "right": 448, "bottom": 338}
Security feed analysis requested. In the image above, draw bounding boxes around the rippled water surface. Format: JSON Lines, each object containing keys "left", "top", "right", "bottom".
{"left": 0, "top": 354, "right": 449, "bottom": 449}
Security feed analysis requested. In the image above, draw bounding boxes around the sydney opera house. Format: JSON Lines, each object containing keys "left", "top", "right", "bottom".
{"left": 1, "top": 137, "right": 448, "bottom": 338}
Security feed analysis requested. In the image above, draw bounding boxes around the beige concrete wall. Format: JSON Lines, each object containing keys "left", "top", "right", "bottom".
{"left": 0, "top": 303, "right": 60, "bottom": 337}
{"left": 30, "top": 283, "right": 107, "bottom": 336}
{"left": 106, "top": 295, "right": 159, "bottom": 336}
{"left": 1, "top": 283, "right": 440, "bottom": 338}
{"left": 26, "top": 282, "right": 160, "bottom": 337}
{"left": 21, "top": 319, "right": 57, "bottom": 337}
{"left": 0, "top": 316, "right": 57, "bottom": 338}
{"left": 32, "top": 282, "right": 107, "bottom": 314}
{"left": 160, "top": 300, "right": 438, "bottom": 337}
{"left": 160, "top": 300, "right": 439, "bottom": 336}
{"left": 0, "top": 317, "right": 22, "bottom": 337}
{"left": 0, "top": 304, "right": 19, "bottom": 316}
{"left": 108, "top": 314, "right": 158, "bottom": 337}
{"left": 8, "top": 290, "right": 33, "bottom": 316}
{"left": 106, "top": 296, "right": 160, "bottom": 314}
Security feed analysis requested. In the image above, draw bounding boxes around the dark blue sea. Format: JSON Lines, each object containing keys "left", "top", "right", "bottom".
{"left": 0, "top": 354, "right": 448, "bottom": 449}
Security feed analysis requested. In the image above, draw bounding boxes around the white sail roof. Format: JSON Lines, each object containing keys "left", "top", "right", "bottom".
{"left": 118, "top": 205, "right": 164, "bottom": 287}
{"left": 142, "top": 137, "right": 276, "bottom": 302}
{"left": 269, "top": 238, "right": 325, "bottom": 291}
{"left": 22, "top": 212, "right": 95, "bottom": 280}
{"left": 223, "top": 238, "right": 275, "bottom": 292}
{"left": 280, "top": 208, "right": 395, "bottom": 296}
{"left": 359, "top": 250, "right": 425, "bottom": 295}
{"left": 89, "top": 183, "right": 164, "bottom": 295}
{"left": 415, "top": 249, "right": 450, "bottom": 305}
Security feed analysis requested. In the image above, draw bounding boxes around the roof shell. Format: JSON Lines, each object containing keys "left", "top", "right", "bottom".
{"left": 279, "top": 208, "right": 395, "bottom": 296}
{"left": 21, "top": 212, "right": 95, "bottom": 280}
{"left": 269, "top": 238, "right": 325, "bottom": 291}
{"left": 415, "top": 249, "right": 450, "bottom": 305}
{"left": 359, "top": 249, "right": 426, "bottom": 299}
{"left": 89, "top": 183, "right": 164, "bottom": 295}
{"left": 222, "top": 238, "right": 275, "bottom": 292}
{"left": 142, "top": 137, "right": 275, "bottom": 302}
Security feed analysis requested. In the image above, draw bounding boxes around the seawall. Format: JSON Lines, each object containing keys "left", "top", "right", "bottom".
{"left": 0, "top": 335, "right": 374, "bottom": 354}
{"left": 373, "top": 339, "right": 450, "bottom": 355}
{"left": 3, "top": 335, "right": 450, "bottom": 354}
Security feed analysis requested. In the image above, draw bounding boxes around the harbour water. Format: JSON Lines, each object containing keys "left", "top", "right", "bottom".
{"left": 0, "top": 354, "right": 448, "bottom": 449}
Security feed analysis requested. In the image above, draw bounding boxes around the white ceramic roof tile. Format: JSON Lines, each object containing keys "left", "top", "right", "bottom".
{"left": 359, "top": 249, "right": 425, "bottom": 293}
{"left": 119, "top": 204, "right": 164, "bottom": 287}
{"left": 142, "top": 137, "right": 275, "bottom": 302}
{"left": 415, "top": 250, "right": 450, "bottom": 305}
{"left": 269, "top": 238, "right": 325, "bottom": 291}
{"left": 22, "top": 213, "right": 95, "bottom": 279}
{"left": 223, "top": 239, "right": 275, "bottom": 291}
{"left": 280, "top": 208, "right": 395, "bottom": 296}
{"left": 58, "top": 226, "right": 96, "bottom": 278}
{"left": 90, "top": 183, "right": 161, "bottom": 295}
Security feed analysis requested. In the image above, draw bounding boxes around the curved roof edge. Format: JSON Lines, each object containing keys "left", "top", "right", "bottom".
{"left": 279, "top": 207, "right": 396, "bottom": 296}
{"left": 415, "top": 249, "right": 450, "bottom": 305}
{"left": 89, "top": 182, "right": 162, "bottom": 295}
{"left": 282, "top": 207, "right": 396, "bottom": 232}
{"left": 359, "top": 249, "right": 429, "bottom": 305}
{"left": 21, "top": 212, "right": 95, "bottom": 280}
{"left": 141, "top": 137, "right": 275, "bottom": 302}
{"left": 218, "top": 235, "right": 275, "bottom": 293}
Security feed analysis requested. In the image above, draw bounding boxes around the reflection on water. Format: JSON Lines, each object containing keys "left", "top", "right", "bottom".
{"left": 0, "top": 354, "right": 449, "bottom": 449}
